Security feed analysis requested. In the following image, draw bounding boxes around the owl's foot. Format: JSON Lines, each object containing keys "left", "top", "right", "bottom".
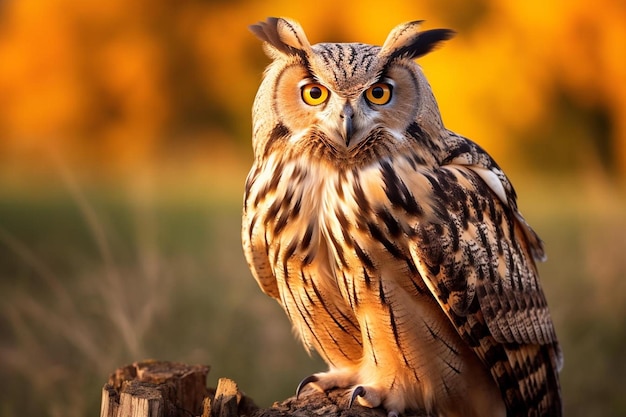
{"left": 349, "top": 385, "right": 400, "bottom": 417}
{"left": 295, "top": 369, "right": 358, "bottom": 398}
{"left": 298, "top": 376, "right": 402, "bottom": 416}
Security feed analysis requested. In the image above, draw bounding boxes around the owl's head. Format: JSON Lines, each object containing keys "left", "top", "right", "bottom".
{"left": 250, "top": 17, "right": 454, "bottom": 166}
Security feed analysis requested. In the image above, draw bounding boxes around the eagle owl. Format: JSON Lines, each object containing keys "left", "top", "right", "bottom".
{"left": 242, "top": 17, "right": 562, "bottom": 417}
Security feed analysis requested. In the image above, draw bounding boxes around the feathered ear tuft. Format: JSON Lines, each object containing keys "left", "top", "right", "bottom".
{"left": 380, "top": 20, "right": 455, "bottom": 61}
{"left": 249, "top": 17, "right": 313, "bottom": 58}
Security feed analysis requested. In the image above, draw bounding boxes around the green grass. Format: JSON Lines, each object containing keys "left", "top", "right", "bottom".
{"left": 0, "top": 174, "right": 625, "bottom": 417}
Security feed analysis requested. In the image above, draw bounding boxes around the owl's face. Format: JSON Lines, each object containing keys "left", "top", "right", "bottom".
{"left": 251, "top": 18, "right": 454, "bottom": 165}
{"left": 272, "top": 43, "right": 423, "bottom": 150}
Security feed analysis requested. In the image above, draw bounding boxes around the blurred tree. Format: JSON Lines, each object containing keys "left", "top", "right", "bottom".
{"left": 0, "top": 0, "right": 623, "bottom": 179}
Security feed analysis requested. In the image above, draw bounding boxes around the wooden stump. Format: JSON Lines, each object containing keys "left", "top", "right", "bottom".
{"left": 100, "top": 360, "right": 415, "bottom": 417}
{"left": 101, "top": 360, "right": 255, "bottom": 417}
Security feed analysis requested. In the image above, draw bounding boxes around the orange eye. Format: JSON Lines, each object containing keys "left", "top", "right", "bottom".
{"left": 365, "top": 83, "right": 392, "bottom": 105}
{"left": 301, "top": 83, "right": 329, "bottom": 106}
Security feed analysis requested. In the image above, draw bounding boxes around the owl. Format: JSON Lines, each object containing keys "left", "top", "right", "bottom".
{"left": 242, "top": 17, "right": 562, "bottom": 417}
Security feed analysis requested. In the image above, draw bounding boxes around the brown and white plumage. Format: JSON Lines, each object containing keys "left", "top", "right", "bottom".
{"left": 243, "top": 17, "right": 562, "bottom": 417}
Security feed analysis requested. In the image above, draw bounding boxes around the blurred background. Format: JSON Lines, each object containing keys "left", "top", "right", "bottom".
{"left": 0, "top": 0, "right": 625, "bottom": 416}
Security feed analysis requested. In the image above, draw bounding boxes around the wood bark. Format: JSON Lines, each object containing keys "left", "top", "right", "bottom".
{"left": 100, "top": 360, "right": 395, "bottom": 417}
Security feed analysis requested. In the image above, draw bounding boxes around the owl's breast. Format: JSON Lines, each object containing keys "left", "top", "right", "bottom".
{"left": 245, "top": 151, "right": 444, "bottom": 280}
{"left": 243, "top": 154, "right": 341, "bottom": 281}
{"left": 253, "top": 154, "right": 430, "bottom": 275}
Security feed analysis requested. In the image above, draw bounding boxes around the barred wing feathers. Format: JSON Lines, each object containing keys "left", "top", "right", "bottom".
{"left": 389, "top": 150, "right": 563, "bottom": 416}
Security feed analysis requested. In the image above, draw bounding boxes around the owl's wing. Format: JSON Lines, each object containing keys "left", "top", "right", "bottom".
{"left": 391, "top": 144, "right": 562, "bottom": 414}
{"left": 408, "top": 164, "right": 558, "bottom": 344}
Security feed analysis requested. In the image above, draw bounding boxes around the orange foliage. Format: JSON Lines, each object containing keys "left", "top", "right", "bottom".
{"left": 0, "top": 0, "right": 624, "bottom": 180}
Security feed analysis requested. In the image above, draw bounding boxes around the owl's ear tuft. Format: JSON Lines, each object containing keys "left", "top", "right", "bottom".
{"left": 250, "top": 17, "right": 312, "bottom": 59}
{"left": 380, "top": 21, "right": 455, "bottom": 61}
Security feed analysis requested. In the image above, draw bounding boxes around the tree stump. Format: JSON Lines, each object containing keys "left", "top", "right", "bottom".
{"left": 101, "top": 360, "right": 414, "bottom": 417}
{"left": 101, "top": 360, "right": 221, "bottom": 417}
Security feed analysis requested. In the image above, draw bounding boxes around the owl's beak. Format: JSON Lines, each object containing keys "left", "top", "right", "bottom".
{"left": 340, "top": 103, "right": 354, "bottom": 146}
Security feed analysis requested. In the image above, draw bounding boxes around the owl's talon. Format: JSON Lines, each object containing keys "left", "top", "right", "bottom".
{"left": 387, "top": 411, "right": 399, "bottom": 417}
{"left": 296, "top": 374, "right": 319, "bottom": 398}
{"left": 349, "top": 385, "right": 366, "bottom": 408}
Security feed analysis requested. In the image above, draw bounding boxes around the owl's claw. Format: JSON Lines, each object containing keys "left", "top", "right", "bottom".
{"left": 295, "top": 374, "right": 319, "bottom": 398}
{"left": 348, "top": 385, "right": 366, "bottom": 408}
{"left": 350, "top": 386, "right": 400, "bottom": 416}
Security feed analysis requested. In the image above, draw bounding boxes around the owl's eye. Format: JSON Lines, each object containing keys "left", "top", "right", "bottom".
{"left": 301, "top": 83, "right": 329, "bottom": 106}
{"left": 365, "top": 83, "right": 393, "bottom": 105}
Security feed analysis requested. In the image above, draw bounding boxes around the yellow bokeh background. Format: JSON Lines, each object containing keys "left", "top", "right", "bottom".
{"left": 1, "top": 1, "right": 625, "bottom": 417}
{"left": 0, "top": 0, "right": 624, "bottom": 184}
